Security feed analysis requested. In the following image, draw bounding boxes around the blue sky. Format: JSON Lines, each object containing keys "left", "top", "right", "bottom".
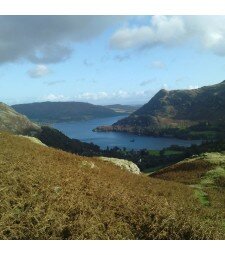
{"left": 1, "top": 15, "right": 225, "bottom": 105}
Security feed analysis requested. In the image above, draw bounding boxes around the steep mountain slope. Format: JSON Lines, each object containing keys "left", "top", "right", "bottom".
{"left": 105, "top": 104, "right": 141, "bottom": 114}
{"left": 12, "top": 101, "right": 119, "bottom": 123}
{"left": 0, "top": 102, "right": 41, "bottom": 135}
{"left": 0, "top": 132, "right": 224, "bottom": 239}
{"left": 95, "top": 81, "right": 225, "bottom": 139}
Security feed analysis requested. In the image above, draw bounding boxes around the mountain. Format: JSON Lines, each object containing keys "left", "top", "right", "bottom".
{"left": 95, "top": 81, "right": 225, "bottom": 139}
{"left": 105, "top": 104, "right": 141, "bottom": 114}
{"left": 1, "top": 131, "right": 224, "bottom": 239}
{"left": 0, "top": 102, "right": 104, "bottom": 155}
{"left": 0, "top": 102, "right": 41, "bottom": 135}
{"left": 12, "top": 101, "right": 119, "bottom": 123}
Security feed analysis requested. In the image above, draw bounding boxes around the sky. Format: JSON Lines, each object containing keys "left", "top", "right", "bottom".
{"left": 1, "top": 15, "right": 225, "bottom": 105}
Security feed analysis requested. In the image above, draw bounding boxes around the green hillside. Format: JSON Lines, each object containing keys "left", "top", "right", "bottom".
{"left": 12, "top": 101, "right": 119, "bottom": 123}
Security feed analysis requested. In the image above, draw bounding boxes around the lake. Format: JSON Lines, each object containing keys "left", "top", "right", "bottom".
{"left": 52, "top": 115, "right": 201, "bottom": 150}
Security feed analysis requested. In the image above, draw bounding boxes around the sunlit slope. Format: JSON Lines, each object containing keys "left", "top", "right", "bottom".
{"left": 0, "top": 133, "right": 224, "bottom": 239}
{"left": 95, "top": 81, "right": 225, "bottom": 139}
{"left": 152, "top": 153, "right": 225, "bottom": 215}
{"left": 0, "top": 102, "right": 41, "bottom": 135}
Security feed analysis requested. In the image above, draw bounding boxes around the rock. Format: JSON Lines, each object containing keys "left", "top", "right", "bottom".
{"left": 17, "top": 135, "right": 47, "bottom": 147}
{"left": 80, "top": 160, "right": 95, "bottom": 169}
{"left": 99, "top": 157, "right": 140, "bottom": 174}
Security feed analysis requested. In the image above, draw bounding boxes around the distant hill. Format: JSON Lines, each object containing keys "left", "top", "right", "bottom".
{"left": 95, "top": 81, "right": 225, "bottom": 139}
{"left": 105, "top": 104, "right": 141, "bottom": 114}
{"left": 0, "top": 102, "right": 41, "bottom": 135}
{"left": 12, "top": 101, "right": 119, "bottom": 123}
{"left": 0, "top": 102, "right": 104, "bottom": 154}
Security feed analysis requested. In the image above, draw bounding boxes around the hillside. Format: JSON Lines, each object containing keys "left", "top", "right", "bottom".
{"left": 0, "top": 102, "right": 41, "bottom": 135}
{"left": 95, "top": 81, "right": 225, "bottom": 139}
{"left": 105, "top": 104, "right": 141, "bottom": 114}
{"left": 151, "top": 152, "right": 225, "bottom": 209}
{"left": 0, "top": 132, "right": 225, "bottom": 239}
{"left": 12, "top": 101, "right": 119, "bottom": 123}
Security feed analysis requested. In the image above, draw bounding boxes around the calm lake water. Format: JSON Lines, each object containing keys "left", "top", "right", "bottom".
{"left": 52, "top": 115, "right": 201, "bottom": 150}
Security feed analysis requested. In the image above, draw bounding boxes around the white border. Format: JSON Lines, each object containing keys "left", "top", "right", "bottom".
{"left": 1, "top": 0, "right": 225, "bottom": 254}
{"left": 0, "top": 0, "right": 225, "bottom": 15}
{"left": 1, "top": 240, "right": 225, "bottom": 255}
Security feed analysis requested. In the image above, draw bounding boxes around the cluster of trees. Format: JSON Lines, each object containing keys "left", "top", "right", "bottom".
{"left": 36, "top": 126, "right": 100, "bottom": 155}
{"left": 36, "top": 126, "right": 225, "bottom": 173}
{"left": 159, "top": 122, "right": 225, "bottom": 140}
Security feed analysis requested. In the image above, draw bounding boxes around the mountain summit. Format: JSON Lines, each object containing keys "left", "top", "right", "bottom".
{"left": 95, "top": 81, "right": 225, "bottom": 139}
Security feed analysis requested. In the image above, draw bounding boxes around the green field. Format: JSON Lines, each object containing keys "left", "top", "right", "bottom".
{"left": 148, "top": 149, "right": 183, "bottom": 156}
{"left": 148, "top": 150, "right": 160, "bottom": 156}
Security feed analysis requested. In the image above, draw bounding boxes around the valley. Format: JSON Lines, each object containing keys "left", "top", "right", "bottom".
{"left": 0, "top": 80, "right": 225, "bottom": 240}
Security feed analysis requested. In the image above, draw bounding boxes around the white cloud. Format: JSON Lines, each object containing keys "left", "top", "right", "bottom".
{"left": 44, "top": 80, "right": 66, "bottom": 86}
{"left": 75, "top": 91, "right": 128, "bottom": 101}
{"left": 74, "top": 89, "right": 157, "bottom": 103}
{"left": 162, "top": 83, "right": 169, "bottom": 90}
{"left": 150, "top": 60, "right": 166, "bottom": 69}
{"left": 110, "top": 16, "right": 225, "bottom": 57}
{"left": 40, "top": 89, "right": 159, "bottom": 104}
{"left": 139, "top": 78, "right": 157, "bottom": 86}
{"left": 27, "top": 65, "right": 50, "bottom": 78}
{"left": 175, "top": 76, "right": 188, "bottom": 84}
{"left": 110, "top": 16, "right": 186, "bottom": 50}
{"left": 76, "top": 92, "right": 108, "bottom": 101}
{"left": 83, "top": 59, "right": 94, "bottom": 67}
{"left": 188, "top": 85, "right": 199, "bottom": 90}
{"left": 43, "top": 94, "right": 67, "bottom": 101}
{"left": 114, "top": 54, "right": 130, "bottom": 62}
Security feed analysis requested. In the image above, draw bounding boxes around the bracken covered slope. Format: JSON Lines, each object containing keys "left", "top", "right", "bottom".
{"left": 152, "top": 152, "right": 225, "bottom": 211}
{"left": 0, "top": 102, "right": 41, "bottom": 135}
{"left": 0, "top": 132, "right": 224, "bottom": 239}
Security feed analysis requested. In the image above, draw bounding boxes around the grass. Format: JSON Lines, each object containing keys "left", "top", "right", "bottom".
{"left": 152, "top": 151, "right": 225, "bottom": 232}
{"left": 142, "top": 165, "right": 166, "bottom": 174}
{"left": 200, "top": 167, "right": 225, "bottom": 187}
{"left": 0, "top": 132, "right": 225, "bottom": 239}
{"left": 148, "top": 150, "right": 160, "bottom": 156}
{"left": 193, "top": 165, "right": 225, "bottom": 206}
{"left": 151, "top": 158, "right": 211, "bottom": 184}
{"left": 194, "top": 188, "right": 210, "bottom": 206}
{"left": 163, "top": 150, "right": 183, "bottom": 156}
{"left": 148, "top": 149, "right": 182, "bottom": 157}
{"left": 189, "top": 131, "right": 219, "bottom": 139}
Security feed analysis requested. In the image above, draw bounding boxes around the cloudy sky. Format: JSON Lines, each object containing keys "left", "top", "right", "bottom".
{"left": 1, "top": 15, "right": 225, "bottom": 105}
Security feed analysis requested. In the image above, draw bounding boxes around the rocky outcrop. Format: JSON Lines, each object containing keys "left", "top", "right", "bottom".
{"left": 17, "top": 135, "right": 47, "bottom": 147}
{"left": 99, "top": 157, "right": 140, "bottom": 174}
